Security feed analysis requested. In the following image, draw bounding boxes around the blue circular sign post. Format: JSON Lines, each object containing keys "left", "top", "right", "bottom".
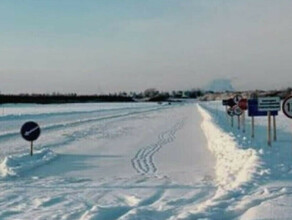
{"left": 20, "top": 121, "right": 41, "bottom": 156}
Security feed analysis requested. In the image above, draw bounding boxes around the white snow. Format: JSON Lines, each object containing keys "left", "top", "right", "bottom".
{"left": 198, "top": 105, "right": 261, "bottom": 190}
{"left": 0, "top": 102, "right": 216, "bottom": 220}
{"left": 0, "top": 148, "right": 57, "bottom": 178}
{"left": 1, "top": 101, "right": 292, "bottom": 219}
{"left": 200, "top": 101, "right": 292, "bottom": 220}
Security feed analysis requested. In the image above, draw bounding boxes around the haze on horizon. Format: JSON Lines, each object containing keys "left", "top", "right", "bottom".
{"left": 0, "top": 0, "right": 291, "bottom": 94}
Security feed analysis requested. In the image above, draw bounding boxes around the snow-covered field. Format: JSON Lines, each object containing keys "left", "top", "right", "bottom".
{"left": 1, "top": 101, "right": 292, "bottom": 219}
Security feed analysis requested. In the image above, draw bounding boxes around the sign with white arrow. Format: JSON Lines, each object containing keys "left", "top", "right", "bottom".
{"left": 20, "top": 121, "right": 41, "bottom": 156}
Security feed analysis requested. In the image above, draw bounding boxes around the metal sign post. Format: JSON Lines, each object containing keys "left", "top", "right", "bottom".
{"left": 227, "top": 107, "right": 234, "bottom": 127}
{"left": 20, "top": 121, "right": 41, "bottom": 156}
{"left": 273, "top": 115, "right": 277, "bottom": 141}
{"left": 237, "top": 116, "right": 240, "bottom": 130}
{"left": 268, "top": 111, "right": 271, "bottom": 146}
{"left": 242, "top": 110, "right": 246, "bottom": 133}
{"left": 238, "top": 99, "right": 247, "bottom": 133}
{"left": 31, "top": 141, "right": 33, "bottom": 156}
{"left": 251, "top": 116, "right": 255, "bottom": 138}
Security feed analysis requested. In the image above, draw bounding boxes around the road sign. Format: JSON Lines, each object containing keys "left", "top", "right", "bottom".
{"left": 238, "top": 99, "right": 248, "bottom": 110}
{"left": 233, "top": 95, "right": 243, "bottom": 104}
{"left": 21, "top": 121, "right": 41, "bottom": 142}
{"left": 248, "top": 99, "right": 278, "bottom": 117}
{"left": 21, "top": 121, "right": 41, "bottom": 156}
{"left": 282, "top": 96, "right": 292, "bottom": 119}
{"left": 222, "top": 99, "right": 229, "bottom": 106}
{"left": 222, "top": 98, "right": 236, "bottom": 107}
{"left": 249, "top": 98, "right": 279, "bottom": 146}
{"left": 227, "top": 107, "right": 234, "bottom": 116}
{"left": 233, "top": 105, "right": 243, "bottom": 116}
{"left": 258, "top": 97, "right": 281, "bottom": 112}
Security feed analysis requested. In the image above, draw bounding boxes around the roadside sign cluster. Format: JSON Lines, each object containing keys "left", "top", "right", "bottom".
{"left": 222, "top": 95, "right": 245, "bottom": 130}
{"left": 222, "top": 95, "right": 287, "bottom": 146}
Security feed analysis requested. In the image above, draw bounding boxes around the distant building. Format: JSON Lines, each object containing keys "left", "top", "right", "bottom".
{"left": 204, "top": 79, "right": 234, "bottom": 92}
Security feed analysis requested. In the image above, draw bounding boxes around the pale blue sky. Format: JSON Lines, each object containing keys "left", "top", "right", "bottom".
{"left": 0, "top": 0, "right": 291, "bottom": 93}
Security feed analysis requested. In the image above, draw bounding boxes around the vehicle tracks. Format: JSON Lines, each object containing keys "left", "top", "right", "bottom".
{"left": 131, "top": 119, "right": 185, "bottom": 174}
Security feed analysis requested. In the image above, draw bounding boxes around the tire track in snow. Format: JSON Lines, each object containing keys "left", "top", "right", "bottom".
{"left": 131, "top": 119, "right": 185, "bottom": 174}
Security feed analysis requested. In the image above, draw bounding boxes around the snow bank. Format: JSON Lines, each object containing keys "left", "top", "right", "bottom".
{"left": 176, "top": 105, "right": 269, "bottom": 219}
{"left": 197, "top": 105, "right": 262, "bottom": 191}
{"left": 0, "top": 148, "right": 57, "bottom": 178}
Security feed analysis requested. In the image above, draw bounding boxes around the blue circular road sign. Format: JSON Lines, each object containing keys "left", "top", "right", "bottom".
{"left": 21, "top": 121, "right": 41, "bottom": 142}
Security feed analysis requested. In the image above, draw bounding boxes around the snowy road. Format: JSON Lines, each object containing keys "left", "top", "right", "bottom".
{"left": 4, "top": 101, "right": 291, "bottom": 219}
{"left": 0, "top": 102, "right": 216, "bottom": 220}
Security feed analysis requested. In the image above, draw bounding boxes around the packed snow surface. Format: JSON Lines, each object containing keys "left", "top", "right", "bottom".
{"left": 1, "top": 101, "right": 292, "bottom": 219}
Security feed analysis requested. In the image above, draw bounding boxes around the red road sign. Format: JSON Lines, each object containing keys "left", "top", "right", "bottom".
{"left": 238, "top": 99, "right": 248, "bottom": 110}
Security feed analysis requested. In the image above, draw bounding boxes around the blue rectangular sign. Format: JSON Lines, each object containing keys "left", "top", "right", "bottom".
{"left": 248, "top": 99, "right": 278, "bottom": 117}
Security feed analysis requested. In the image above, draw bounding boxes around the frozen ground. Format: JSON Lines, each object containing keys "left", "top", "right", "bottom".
{"left": 1, "top": 101, "right": 292, "bottom": 219}
{"left": 0, "top": 102, "right": 216, "bottom": 220}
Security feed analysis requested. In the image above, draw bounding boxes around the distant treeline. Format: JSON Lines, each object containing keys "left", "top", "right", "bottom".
{"left": 199, "top": 88, "right": 292, "bottom": 101}
{"left": 0, "top": 89, "right": 204, "bottom": 104}
{"left": 0, "top": 94, "right": 134, "bottom": 104}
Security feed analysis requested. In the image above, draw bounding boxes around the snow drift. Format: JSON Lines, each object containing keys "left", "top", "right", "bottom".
{"left": 177, "top": 105, "right": 268, "bottom": 219}
{"left": 198, "top": 105, "right": 262, "bottom": 191}
{"left": 0, "top": 148, "right": 57, "bottom": 178}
